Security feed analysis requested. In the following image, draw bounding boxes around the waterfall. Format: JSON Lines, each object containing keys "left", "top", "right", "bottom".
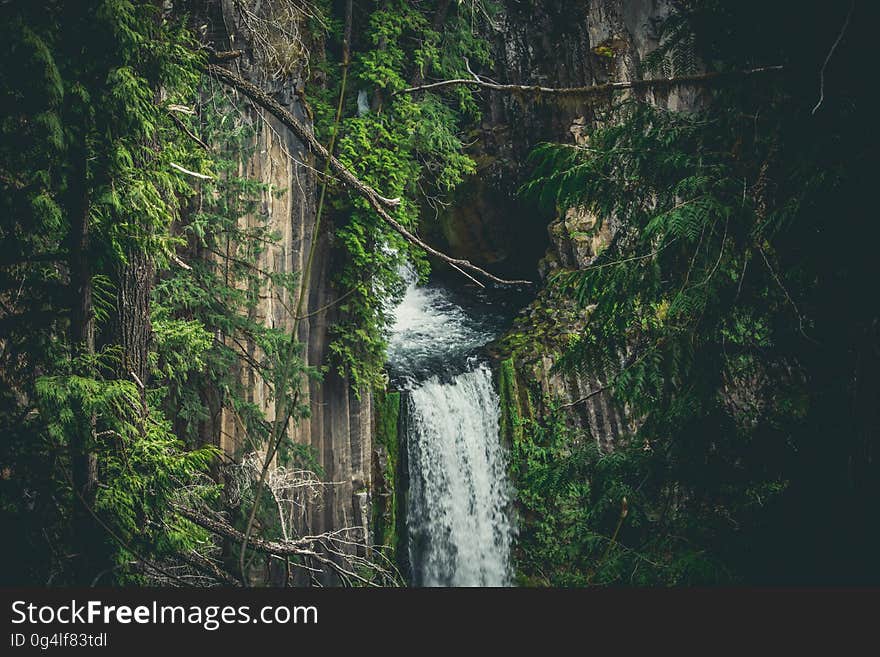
{"left": 387, "top": 266, "right": 514, "bottom": 587}
{"left": 406, "top": 362, "right": 513, "bottom": 586}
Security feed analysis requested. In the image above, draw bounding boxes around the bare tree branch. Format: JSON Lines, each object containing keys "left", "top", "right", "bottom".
{"left": 811, "top": 0, "right": 855, "bottom": 115}
{"left": 206, "top": 64, "right": 398, "bottom": 206}
{"left": 205, "top": 62, "right": 531, "bottom": 286}
{"left": 177, "top": 549, "right": 241, "bottom": 587}
{"left": 170, "top": 162, "right": 213, "bottom": 180}
{"left": 176, "top": 505, "right": 315, "bottom": 556}
{"left": 167, "top": 104, "right": 197, "bottom": 115}
{"left": 168, "top": 111, "right": 209, "bottom": 151}
{"left": 559, "top": 385, "right": 609, "bottom": 409}
{"left": 175, "top": 503, "right": 398, "bottom": 586}
{"left": 394, "top": 65, "right": 784, "bottom": 98}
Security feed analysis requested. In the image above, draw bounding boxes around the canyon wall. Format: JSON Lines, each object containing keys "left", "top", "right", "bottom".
{"left": 191, "top": 0, "right": 371, "bottom": 554}
{"left": 462, "top": 0, "right": 698, "bottom": 451}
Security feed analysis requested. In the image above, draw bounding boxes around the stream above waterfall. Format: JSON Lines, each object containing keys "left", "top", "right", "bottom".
{"left": 386, "top": 268, "right": 522, "bottom": 586}
{"left": 386, "top": 268, "right": 512, "bottom": 386}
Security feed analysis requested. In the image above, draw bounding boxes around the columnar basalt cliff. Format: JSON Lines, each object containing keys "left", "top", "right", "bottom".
{"left": 190, "top": 0, "right": 371, "bottom": 549}
{"left": 193, "top": 0, "right": 711, "bottom": 554}
{"left": 3, "top": 0, "right": 876, "bottom": 590}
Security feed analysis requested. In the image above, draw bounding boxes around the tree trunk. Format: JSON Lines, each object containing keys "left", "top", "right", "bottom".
{"left": 67, "top": 143, "right": 98, "bottom": 585}
{"left": 115, "top": 250, "right": 154, "bottom": 410}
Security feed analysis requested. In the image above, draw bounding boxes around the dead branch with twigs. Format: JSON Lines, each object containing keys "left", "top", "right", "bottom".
{"left": 135, "top": 456, "right": 400, "bottom": 587}
{"left": 394, "top": 64, "right": 784, "bottom": 98}
{"left": 173, "top": 456, "right": 401, "bottom": 587}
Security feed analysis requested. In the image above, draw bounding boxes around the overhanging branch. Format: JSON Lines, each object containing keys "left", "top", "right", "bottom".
{"left": 206, "top": 63, "right": 401, "bottom": 209}
{"left": 205, "top": 62, "right": 531, "bottom": 286}
{"left": 394, "top": 65, "right": 784, "bottom": 98}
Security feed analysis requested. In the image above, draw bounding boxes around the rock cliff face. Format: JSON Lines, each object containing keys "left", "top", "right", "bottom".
{"left": 192, "top": 0, "right": 371, "bottom": 550}
{"left": 430, "top": 1, "right": 598, "bottom": 280}
{"left": 460, "top": 0, "right": 692, "bottom": 450}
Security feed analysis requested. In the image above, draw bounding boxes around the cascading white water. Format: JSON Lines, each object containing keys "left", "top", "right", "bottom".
{"left": 387, "top": 266, "right": 514, "bottom": 587}
{"left": 406, "top": 363, "right": 513, "bottom": 586}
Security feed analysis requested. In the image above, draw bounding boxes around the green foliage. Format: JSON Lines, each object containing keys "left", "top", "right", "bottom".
{"left": 0, "top": 1, "right": 219, "bottom": 585}
{"left": 513, "top": 408, "right": 771, "bottom": 585}
{"left": 35, "top": 370, "right": 219, "bottom": 582}
{"left": 152, "top": 79, "right": 316, "bottom": 459}
{"left": 309, "top": 0, "right": 495, "bottom": 389}
{"left": 519, "top": 98, "right": 814, "bottom": 583}
{"left": 372, "top": 391, "right": 401, "bottom": 554}
{"left": 498, "top": 357, "right": 525, "bottom": 447}
{"left": 515, "top": 1, "right": 880, "bottom": 585}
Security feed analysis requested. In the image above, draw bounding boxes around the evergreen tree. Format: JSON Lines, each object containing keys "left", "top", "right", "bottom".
{"left": 0, "top": 0, "right": 216, "bottom": 585}
{"left": 516, "top": 0, "right": 880, "bottom": 585}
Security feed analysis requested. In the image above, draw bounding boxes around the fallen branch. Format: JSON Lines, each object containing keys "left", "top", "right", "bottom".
{"left": 394, "top": 65, "right": 784, "bottom": 98}
{"left": 176, "top": 505, "right": 315, "bottom": 557}
{"left": 206, "top": 63, "right": 531, "bottom": 286}
{"left": 177, "top": 550, "right": 241, "bottom": 587}
{"left": 207, "top": 64, "right": 399, "bottom": 208}
{"left": 176, "top": 504, "right": 394, "bottom": 586}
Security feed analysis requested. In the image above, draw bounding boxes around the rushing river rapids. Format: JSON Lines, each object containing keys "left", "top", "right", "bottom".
{"left": 386, "top": 267, "right": 518, "bottom": 586}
